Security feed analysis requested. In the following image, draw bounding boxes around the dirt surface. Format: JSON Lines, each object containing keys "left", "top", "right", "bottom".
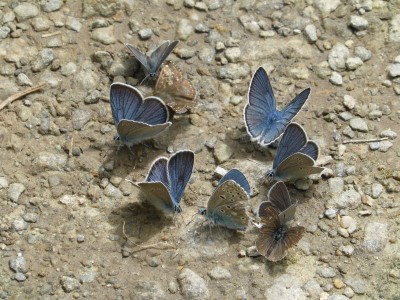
{"left": 0, "top": 0, "right": 400, "bottom": 299}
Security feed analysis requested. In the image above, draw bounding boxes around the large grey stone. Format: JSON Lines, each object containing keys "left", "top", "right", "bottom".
{"left": 178, "top": 268, "right": 210, "bottom": 300}
{"left": 363, "top": 222, "right": 389, "bottom": 252}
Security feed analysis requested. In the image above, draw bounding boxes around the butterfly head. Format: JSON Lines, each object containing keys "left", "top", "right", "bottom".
{"left": 174, "top": 204, "right": 182, "bottom": 213}
{"left": 198, "top": 207, "right": 207, "bottom": 216}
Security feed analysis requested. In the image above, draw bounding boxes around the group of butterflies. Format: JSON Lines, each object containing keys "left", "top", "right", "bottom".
{"left": 109, "top": 40, "right": 324, "bottom": 262}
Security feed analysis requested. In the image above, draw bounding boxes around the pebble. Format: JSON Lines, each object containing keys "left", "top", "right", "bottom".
{"left": 168, "top": 280, "right": 178, "bottom": 294}
{"left": 328, "top": 43, "right": 349, "bottom": 71}
{"left": 32, "top": 48, "right": 55, "bottom": 72}
{"left": 378, "top": 140, "right": 393, "bottom": 152}
{"left": 328, "top": 295, "right": 349, "bottom": 300}
{"left": 176, "top": 19, "right": 193, "bottom": 41}
{"left": 339, "top": 245, "right": 354, "bottom": 256}
{"left": 33, "top": 152, "right": 67, "bottom": 171}
{"left": 333, "top": 278, "right": 345, "bottom": 289}
{"left": 303, "top": 279, "right": 324, "bottom": 299}
{"left": 314, "top": 0, "right": 341, "bottom": 13}
{"left": 371, "top": 182, "right": 383, "bottom": 198}
{"left": 225, "top": 47, "right": 241, "bottom": 63}
{"left": 349, "top": 15, "right": 368, "bottom": 31}
{"left": 8, "top": 183, "right": 26, "bottom": 202}
{"left": 265, "top": 274, "right": 306, "bottom": 299}
{"left": 329, "top": 177, "right": 344, "bottom": 195}
{"left": 178, "top": 268, "right": 210, "bottom": 300}
{"left": 31, "top": 17, "right": 52, "bottom": 32}
{"left": 198, "top": 47, "right": 215, "bottom": 64}
{"left": 0, "top": 26, "right": 11, "bottom": 40}
{"left": 333, "top": 188, "right": 361, "bottom": 209}
{"left": 294, "top": 178, "right": 313, "bottom": 190}
{"left": 0, "top": 177, "right": 9, "bottom": 189}
{"left": 72, "top": 109, "right": 92, "bottom": 130}
{"left": 79, "top": 271, "right": 97, "bottom": 283}
{"left": 354, "top": 46, "right": 371, "bottom": 61}
{"left": 14, "top": 3, "right": 39, "bottom": 21}
{"left": 387, "top": 63, "right": 400, "bottom": 77}
{"left": 15, "top": 272, "right": 27, "bottom": 282}
{"left": 76, "top": 235, "right": 85, "bottom": 243}
{"left": 138, "top": 28, "right": 152, "bottom": 40}
{"left": 17, "top": 73, "right": 33, "bottom": 86}
{"left": 218, "top": 63, "right": 250, "bottom": 80}
{"left": 389, "top": 15, "right": 400, "bottom": 42}
{"left": 213, "top": 143, "right": 233, "bottom": 164}
{"left": 380, "top": 129, "right": 397, "bottom": 139}
{"left": 330, "top": 72, "right": 343, "bottom": 85}
{"left": 207, "top": 266, "right": 232, "bottom": 280}
{"left": 346, "top": 57, "right": 363, "bottom": 70}
{"left": 317, "top": 267, "right": 336, "bottom": 278}
{"left": 61, "top": 62, "right": 78, "bottom": 76}
{"left": 344, "top": 277, "right": 366, "bottom": 294}
{"left": 343, "top": 95, "right": 356, "bottom": 110}
{"left": 349, "top": 117, "right": 368, "bottom": 132}
{"left": 343, "top": 287, "right": 355, "bottom": 298}
{"left": 363, "top": 222, "right": 389, "bottom": 252}
{"left": 60, "top": 276, "right": 80, "bottom": 293}
{"left": 239, "top": 15, "right": 260, "bottom": 34}
{"left": 65, "top": 16, "right": 82, "bottom": 32}
{"left": 91, "top": 26, "right": 116, "bottom": 44}
{"left": 130, "top": 281, "right": 166, "bottom": 299}
{"left": 146, "top": 256, "right": 161, "bottom": 267}
{"left": 9, "top": 254, "right": 28, "bottom": 273}
{"left": 324, "top": 208, "right": 337, "bottom": 219}
{"left": 304, "top": 24, "right": 318, "bottom": 43}
{"left": 103, "top": 184, "right": 123, "bottom": 199}
{"left": 340, "top": 216, "right": 357, "bottom": 233}
{"left": 42, "top": 0, "right": 64, "bottom": 12}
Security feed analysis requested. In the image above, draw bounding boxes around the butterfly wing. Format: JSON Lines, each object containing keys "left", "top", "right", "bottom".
{"left": 217, "top": 169, "right": 251, "bottom": 196}
{"left": 116, "top": 120, "right": 171, "bottom": 147}
{"left": 206, "top": 180, "right": 249, "bottom": 230}
{"left": 146, "top": 157, "right": 169, "bottom": 187}
{"left": 167, "top": 150, "right": 194, "bottom": 207}
{"left": 267, "top": 226, "right": 305, "bottom": 262}
{"left": 155, "top": 63, "right": 197, "bottom": 114}
{"left": 148, "top": 40, "right": 179, "bottom": 75}
{"left": 274, "top": 153, "right": 324, "bottom": 181}
{"left": 255, "top": 206, "right": 281, "bottom": 256}
{"left": 267, "top": 181, "right": 293, "bottom": 212}
{"left": 273, "top": 123, "right": 308, "bottom": 170}
{"left": 126, "top": 44, "right": 151, "bottom": 72}
{"left": 110, "top": 83, "right": 143, "bottom": 125}
{"left": 244, "top": 67, "right": 280, "bottom": 146}
{"left": 135, "top": 182, "right": 175, "bottom": 214}
{"left": 300, "top": 140, "right": 319, "bottom": 161}
{"left": 279, "top": 87, "right": 310, "bottom": 126}
{"left": 133, "top": 96, "right": 170, "bottom": 125}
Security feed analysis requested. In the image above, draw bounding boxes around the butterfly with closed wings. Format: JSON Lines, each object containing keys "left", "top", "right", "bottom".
{"left": 244, "top": 67, "right": 310, "bottom": 146}
{"left": 110, "top": 83, "right": 171, "bottom": 148}
{"left": 126, "top": 40, "right": 179, "bottom": 83}
{"left": 267, "top": 122, "right": 324, "bottom": 182}
{"left": 199, "top": 169, "right": 251, "bottom": 231}
{"left": 133, "top": 150, "right": 194, "bottom": 214}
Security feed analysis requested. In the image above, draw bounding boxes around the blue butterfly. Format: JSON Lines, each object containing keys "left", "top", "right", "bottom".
{"left": 134, "top": 150, "right": 194, "bottom": 214}
{"left": 244, "top": 67, "right": 310, "bottom": 146}
{"left": 199, "top": 169, "right": 251, "bottom": 230}
{"left": 110, "top": 83, "right": 171, "bottom": 147}
{"left": 267, "top": 122, "right": 324, "bottom": 181}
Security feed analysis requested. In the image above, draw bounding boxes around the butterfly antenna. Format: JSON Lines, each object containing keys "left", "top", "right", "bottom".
{"left": 139, "top": 74, "right": 150, "bottom": 85}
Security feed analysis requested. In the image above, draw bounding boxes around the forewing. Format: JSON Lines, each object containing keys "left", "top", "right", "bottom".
{"left": 280, "top": 88, "right": 310, "bottom": 124}
{"left": 275, "top": 153, "right": 324, "bottom": 181}
{"left": 206, "top": 180, "right": 249, "bottom": 230}
{"left": 126, "top": 44, "right": 151, "bottom": 71}
{"left": 255, "top": 206, "right": 281, "bottom": 256}
{"left": 110, "top": 83, "right": 143, "bottom": 125}
{"left": 136, "top": 182, "right": 175, "bottom": 213}
{"left": 267, "top": 181, "right": 293, "bottom": 213}
{"left": 273, "top": 123, "right": 307, "bottom": 169}
{"left": 167, "top": 150, "right": 194, "bottom": 206}
{"left": 217, "top": 169, "right": 251, "bottom": 196}
{"left": 116, "top": 120, "right": 171, "bottom": 147}
{"left": 300, "top": 140, "right": 319, "bottom": 161}
{"left": 248, "top": 67, "right": 276, "bottom": 111}
{"left": 146, "top": 157, "right": 169, "bottom": 187}
{"left": 148, "top": 40, "right": 179, "bottom": 74}
{"left": 134, "top": 96, "right": 169, "bottom": 125}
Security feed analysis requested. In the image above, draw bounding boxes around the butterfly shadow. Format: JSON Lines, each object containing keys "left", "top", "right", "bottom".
{"left": 108, "top": 201, "right": 175, "bottom": 250}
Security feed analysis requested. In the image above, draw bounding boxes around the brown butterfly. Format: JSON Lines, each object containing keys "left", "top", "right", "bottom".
{"left": 154, "top": 62, "right": 197, "bottom": 114}
{"left": 255, "top": 205, "right": 304, "bottom": 262}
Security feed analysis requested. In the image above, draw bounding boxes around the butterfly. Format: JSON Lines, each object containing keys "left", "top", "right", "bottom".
{"left": 244, "top": 67, "right": 311, "bottom": 146}
{"left": 154, "top": 62, "right": 197, "bottom": 114}
{"left": 110, "top": 83, "right": 172, "bottom": 147}
{"left": 258, "top": 181, "right": 297, "bottom": 224}
{"left": 133, "top": 150, "right": 194, "bottom": 214}
{"left": 199, "top": 169, "right": 251, "bottom": 231}
{"left": 126, "top": 40, "right": 179, "bottom": 81}
{"left": 255, "top": 206, "right": 305, "bottom": 262}
{"left": 267, "top": 122, "right": 324, "bottom": 181}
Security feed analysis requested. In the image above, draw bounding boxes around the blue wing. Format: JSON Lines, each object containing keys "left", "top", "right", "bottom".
{"left": 134, "top": 96, "right": 169, "bottom": 125}
{"left": 217, "top": 169, "right": 251, "bottom": 196}
{"left": 146, "top": 157, "right": 169, "bottom": 187}
{"left": 167, "top": 150, "right": 194, "bottom": 207}
{"left": 280, "top": 88, "right": 310, "bottom": 125}
{"left": 148, "top": 40, "right": 179, "bottom": 75}
{"left": 110, "top": 83, "right": 142, "bottom": 125}
{"left": 300, "top": 141, "right": 319, "bottom": 161}
{"left": 244, "top": 67, "right": 278, "bottom": 144}
{"left": 273, "top": 123, "right": 307, "bottom": 170}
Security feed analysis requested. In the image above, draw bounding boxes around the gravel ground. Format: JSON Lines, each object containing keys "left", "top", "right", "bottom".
{"left": 0, "top": 0, "right": 400, "bottom": 299}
